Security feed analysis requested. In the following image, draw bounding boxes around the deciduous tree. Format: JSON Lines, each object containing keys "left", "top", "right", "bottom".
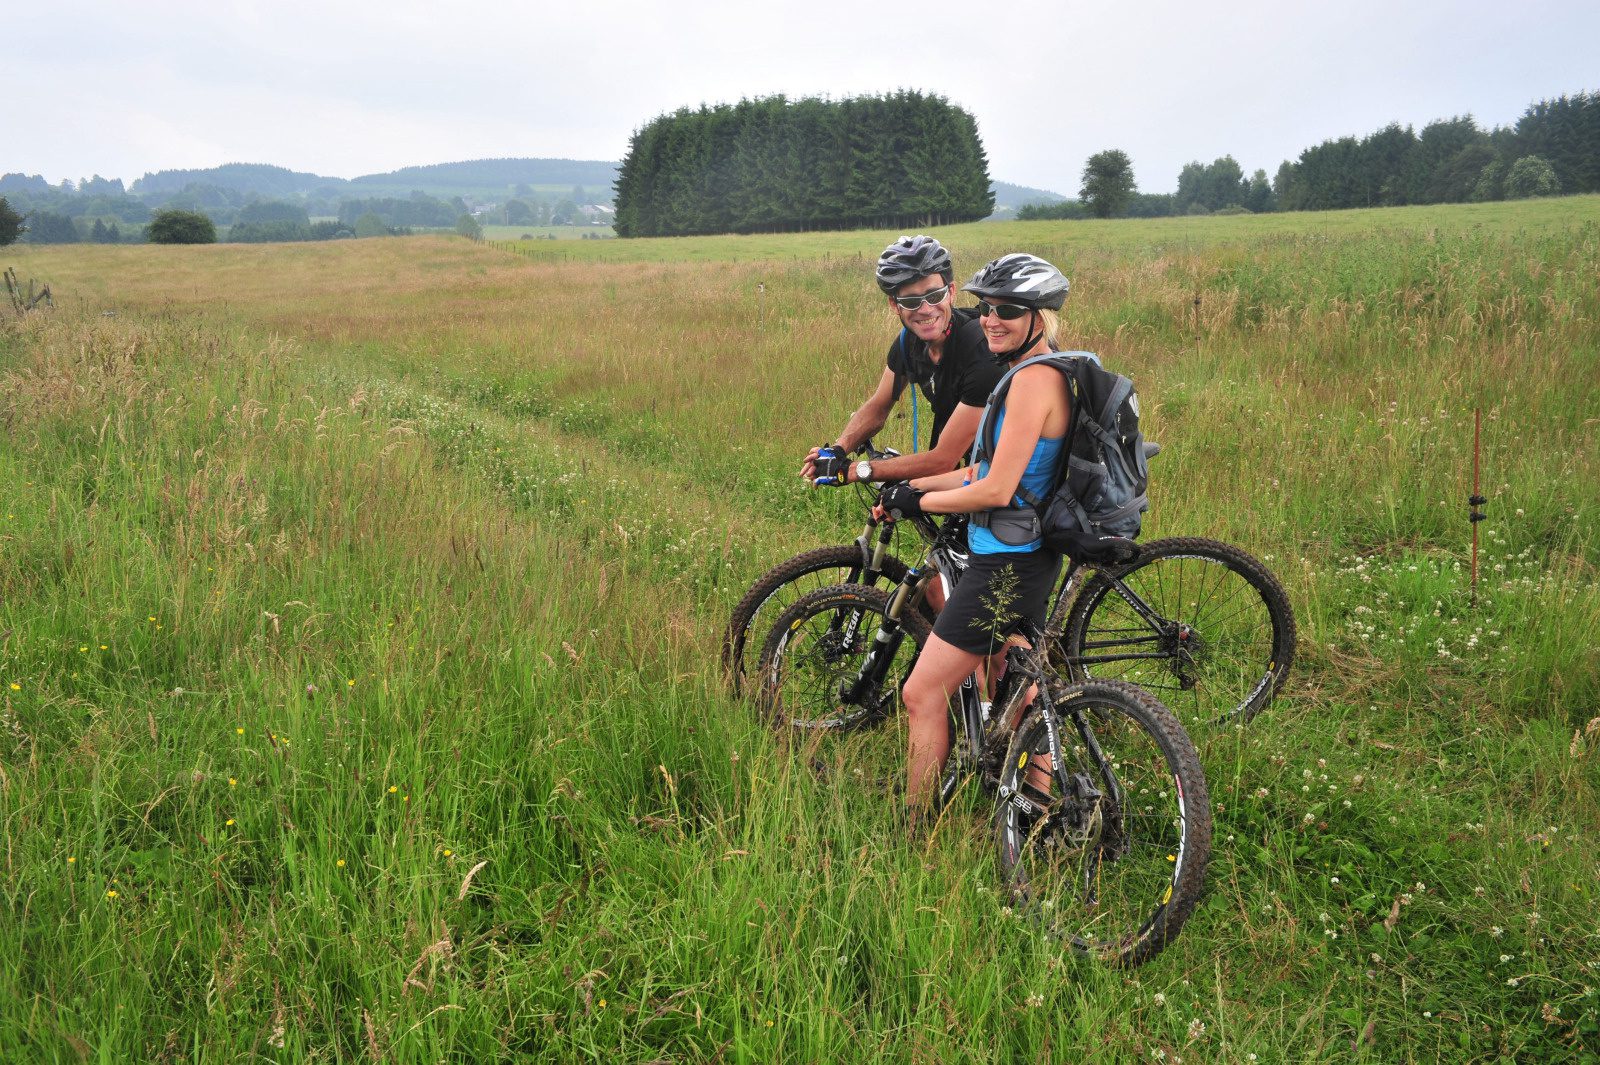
{"left": 1080, "top": 150, "right": 1135, "bottom": 218}
{"left": 147, "top": 209, "right": 216, "bottom": 244}
{"left": 1505, "top": 155, "right": 1561, "bottom": 198}
{"left": 353, "top": 213, "right": 388, "bottom": 238}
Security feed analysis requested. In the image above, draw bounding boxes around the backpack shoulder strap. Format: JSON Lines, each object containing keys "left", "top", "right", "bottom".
{"left": 970, "top": 352, "right": 1094, "bottom": 468}
{"left": 970, "top": 352, "right": 1091, "bottom": 513}
{"left": 971, "top": 354, "right": 1041, "bottom": 468}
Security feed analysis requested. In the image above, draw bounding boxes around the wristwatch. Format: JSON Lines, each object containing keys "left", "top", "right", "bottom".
{"left": 854, "top": 460, "right": 873, "bottom": 483}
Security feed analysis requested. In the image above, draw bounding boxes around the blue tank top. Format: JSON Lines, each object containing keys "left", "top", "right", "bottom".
{"left": 969, "top": 408, "right": 1065, "bottom": 554}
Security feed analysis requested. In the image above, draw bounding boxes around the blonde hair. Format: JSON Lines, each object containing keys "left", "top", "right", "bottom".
{"left": 1037, "top": 308, "right": 1060, "bottom": 349}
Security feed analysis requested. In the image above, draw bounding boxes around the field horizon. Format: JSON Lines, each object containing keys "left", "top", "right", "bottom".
{"left": 2, "top": 197, "right": 1598, "bottom": 1061}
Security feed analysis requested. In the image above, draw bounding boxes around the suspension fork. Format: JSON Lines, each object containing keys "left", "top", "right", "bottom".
{"left": 827, "top": 520, "right": 898, "bottom": 643}
{"left": 838, "top": 569, "right": 933, "bottom": 704}
{"left": 854, "top": 518, "right": 895, "bottom": 579}
{"left": 979, "top": 647, "right": 1035, "bottom": 775}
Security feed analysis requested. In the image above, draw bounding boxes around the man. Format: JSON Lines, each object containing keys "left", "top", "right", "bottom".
{"left": 802, "top": 235, "right": 1003, "bottom": 487}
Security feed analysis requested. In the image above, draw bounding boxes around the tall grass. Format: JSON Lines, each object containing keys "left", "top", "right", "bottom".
{"left": 2, "top": 198, "right": 1597, "bottom": 1061}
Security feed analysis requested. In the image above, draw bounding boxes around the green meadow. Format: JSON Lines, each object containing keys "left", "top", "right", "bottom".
{"left": 1, "top": 197, "right": 1597, "bottom": 1061}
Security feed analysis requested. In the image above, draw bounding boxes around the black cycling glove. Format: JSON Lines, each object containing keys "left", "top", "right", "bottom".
{"left": 812, "top": 444, "right": 851, "bottom": 487}
{"left": 878, "top": 482, "right": 925, "bottom": 520}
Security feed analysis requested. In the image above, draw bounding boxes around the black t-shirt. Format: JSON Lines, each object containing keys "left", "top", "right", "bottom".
{"left": 885, "top": 306, "right": 1003, "bottom": 449}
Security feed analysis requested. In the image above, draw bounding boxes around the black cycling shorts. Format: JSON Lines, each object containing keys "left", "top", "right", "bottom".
{"left": 931, "top": 548, "right": 1063, "bottom": 656}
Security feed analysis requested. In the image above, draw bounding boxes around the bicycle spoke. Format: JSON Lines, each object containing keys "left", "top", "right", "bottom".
{"left": 995, "top": 681, "right": 1209, "bottom": 967}
{"left": 1062, "top": 540, "right": 1295, "bottom": 734}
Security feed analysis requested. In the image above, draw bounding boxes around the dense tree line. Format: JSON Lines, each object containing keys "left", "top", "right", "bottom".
{"left": 1275, "top": 92, "right": 1598, "bottom": 210}
{"left": 334, "top": 196, "right": 462, "bottom": 228}
{"left": 1176, "top": 158, "right": 1276, "bottom": 213}
{"left": 613, "top": 92, "right": 994, "bottom": 237}
{"left": 1020, "top": 91, "right": 1596, "bottom": 222}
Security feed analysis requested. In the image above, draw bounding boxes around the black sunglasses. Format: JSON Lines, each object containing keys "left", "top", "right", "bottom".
{"left": 976, "top": 300, "right": 1031, "bottom": 320}
{"left": 892, "top": 284, "right": 950, "bottom": 310}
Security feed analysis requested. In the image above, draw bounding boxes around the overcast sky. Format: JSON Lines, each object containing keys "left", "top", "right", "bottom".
{"left": 11, "top": 0, "right": 1598, "bottom": 195}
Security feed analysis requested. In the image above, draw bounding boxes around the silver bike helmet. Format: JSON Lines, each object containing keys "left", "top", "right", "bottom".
{"left": 875, "top": 235, "right": 954, "bottom": 294}
{"left": 961, "top": 253, "right": 1070, "bottom": 310}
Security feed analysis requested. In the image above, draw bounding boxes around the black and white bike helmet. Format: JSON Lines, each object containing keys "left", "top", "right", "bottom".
{"left": 875, "top": 235, "right": 953, "bottom": 294}
{"left": 961, "top": 253, "right": 1070, "bottom": 310}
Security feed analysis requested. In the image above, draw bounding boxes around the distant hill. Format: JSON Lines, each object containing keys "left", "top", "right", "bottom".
{"left": 991, "top": 180, "right": 1068, "bottom": 208}
{"left": 91, "top": 159, "right": 1059, "bottom": 216}
{"left": 349, "top": 158, "right": 619, "bottom": 195}
{"left": 126, "top": 158, "right": 622, "bottom": 204}
{"left": 130, "top": 163, "right": 340, "bottom": 200}
{"left": 985, "top": 180, "right": 1069, "bottom": 220}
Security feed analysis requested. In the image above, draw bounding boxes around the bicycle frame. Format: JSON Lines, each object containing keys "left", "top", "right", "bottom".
{"left": 825, "top": 516, "right": 1121, "bottom": 814}
{"left": 1046, "top": 554, "right": 1194, "bottom": 674}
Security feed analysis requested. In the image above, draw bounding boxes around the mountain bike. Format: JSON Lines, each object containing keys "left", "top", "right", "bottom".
{"left": 721, "top": 443, "right": 936, "bottom": 695}
{"left": 755, "top": 516, "right": 1212, "bottom": 966}
{"left": 729, "top": 503, "right": 1295, "bottom": 725}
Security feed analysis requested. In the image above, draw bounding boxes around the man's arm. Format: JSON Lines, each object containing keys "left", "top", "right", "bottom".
{"left": 835, "top": 367, "right": 900, "bottom": 452}
{"left": 848, "top": 400, "right": 984, "bottom": 483}
{"left": 801, "top": 368, "right": 900, "bottom": 479}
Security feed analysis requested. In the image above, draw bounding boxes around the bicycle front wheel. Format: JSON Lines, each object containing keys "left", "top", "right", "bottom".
{"left": 723, "top": 546, "right": 914, "bottom": 694}
{"left": 995, "top": 679, "right": 1211, "bottom": 968}
{"left": 756, "top": 583, "right": 931, "bottom": 732}
{"left": 1059, "top": 537, "right": 1296, "bottom": 729}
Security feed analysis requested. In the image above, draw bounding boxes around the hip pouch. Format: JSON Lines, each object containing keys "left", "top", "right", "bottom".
{"left": 972, "top": 505, "right": 1043, "bottom": 547}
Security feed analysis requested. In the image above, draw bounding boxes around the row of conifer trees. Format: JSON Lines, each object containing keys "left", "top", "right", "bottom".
{"left": 1274, "top": 92, "right": 1600, "bottom": 211}
{"left": 612, "top": 92, "right": 994, "bottom": 237}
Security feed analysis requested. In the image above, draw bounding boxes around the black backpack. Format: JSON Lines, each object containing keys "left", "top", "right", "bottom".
{"left": 969, "top": 352, "right": 1154, "bottom": 561}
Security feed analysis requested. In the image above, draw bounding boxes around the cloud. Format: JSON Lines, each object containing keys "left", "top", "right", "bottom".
{"left": 11, "top": 0, "right": 1600, "bottom": 193}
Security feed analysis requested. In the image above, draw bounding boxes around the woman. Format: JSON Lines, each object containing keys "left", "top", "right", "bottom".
{"left": 876, "top": 253, "right": 1073, "bottom": 813}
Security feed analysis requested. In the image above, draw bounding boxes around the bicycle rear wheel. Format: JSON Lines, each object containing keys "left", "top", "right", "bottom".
{"left": 1059, "top": 537, "right": 1296, "bottom": 729}
{"left": 723, "top": 546, "right": 914, "bottom": 694}
{"left": 995, "top": 679, "right": 1211, "bottom": 968}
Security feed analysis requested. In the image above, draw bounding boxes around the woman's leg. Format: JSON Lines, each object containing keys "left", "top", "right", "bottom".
{"left": 984, "top": 634, "right": 1054, "bottom": 795}
{"left": 901, "top": 633, "right": 984, "bottom": 810}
